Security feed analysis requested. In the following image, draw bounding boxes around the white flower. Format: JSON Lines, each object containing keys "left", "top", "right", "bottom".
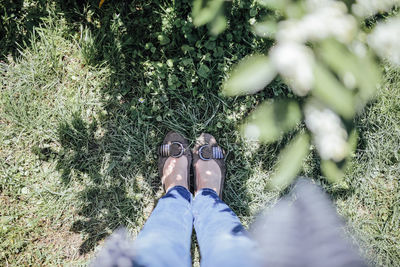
{"left": 304, "top": 100, "right": 349, "bottom": 161}
{"left": 368, "top": 18, "right": 400, "bottom": 66}
{"left": 276, "top": 1, "right": 356, "bottom": 44}
{"left": 270, "top": 43, "right": 314, "bottom": 96}
{"left": 305, "top": 0, "right": 332, "bottom": 10}
{"left": 244, "top": 124, "right": 260, "bottom": 141}
{"left": 307, "top": 1, "right": 356, "bottom": 43}
{"left": 350, "top": 41, "right": 367, "bottom": 58}
{"left": 342, "top": 72, "right": 357, "bottom": 89}
{"left": 352, "top": 0, "right": 400, "bottom": 18}
{"left": 276, "top": 20, "right": 307, "bottom": 43}
{"left": 270, "top": 0, "right": 358, "bottom": 97}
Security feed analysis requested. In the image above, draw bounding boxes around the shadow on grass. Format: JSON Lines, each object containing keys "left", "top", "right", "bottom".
{"left": 53, "top": 0, "right": 280, "bottom": 255}
{"left": 0, "top": 0, "right": 49, "bottom": 60}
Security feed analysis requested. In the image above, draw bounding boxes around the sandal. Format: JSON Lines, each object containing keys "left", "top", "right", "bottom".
{"left": 193, "top": 133, "right": 226, "bottom": 198}
{"left": 158, "top": 131, "right": 192, "bottom": 192}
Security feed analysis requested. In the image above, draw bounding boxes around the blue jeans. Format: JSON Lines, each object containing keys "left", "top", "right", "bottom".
{"left": 134, "top": 186, "right": 260, "bottom": 267}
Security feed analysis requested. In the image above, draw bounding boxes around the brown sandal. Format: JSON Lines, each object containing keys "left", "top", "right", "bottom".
{"left": 193, "top": 133, "right": 226, "bottom": 198}
{"left": 158, "top": 131, "right": 192, "bottom": 192}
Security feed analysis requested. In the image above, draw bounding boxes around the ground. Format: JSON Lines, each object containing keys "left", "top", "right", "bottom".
{"left": 0, "top": 0, "right": 399, "bottom": 266}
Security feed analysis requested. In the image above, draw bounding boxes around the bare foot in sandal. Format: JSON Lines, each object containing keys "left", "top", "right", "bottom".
{"left": 193, "top": 133, "right": 225, "bottom": 197}
{"left": 158, "top": 132, "right": 192, "bottom": 193}
{"left": 195, "top": 160, "right": 221, "bottom": 195}
{"left": 162, "top": 157, "right": 188, "bottom": 192}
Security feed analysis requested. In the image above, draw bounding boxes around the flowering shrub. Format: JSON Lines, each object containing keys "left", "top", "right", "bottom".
{"left": 193, "top": 0, "right": 400, "bottom": 188}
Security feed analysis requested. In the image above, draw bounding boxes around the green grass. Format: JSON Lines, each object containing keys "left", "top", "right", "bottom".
{"left": 333, "top": 65, "right": 400, "bottom": 266}
{"left": 0, "top": 1, "right": 399, "bottom": 266}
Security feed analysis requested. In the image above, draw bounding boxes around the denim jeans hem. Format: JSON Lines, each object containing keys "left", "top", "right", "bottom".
{"left": 165, "top": 185, "right": 192, "bottom": 203}
{"left": 194, "top": 187, "right": 219, "bottom": 199}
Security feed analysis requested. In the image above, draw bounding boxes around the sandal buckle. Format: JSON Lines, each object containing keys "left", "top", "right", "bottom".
{"left": 160, "top": 142, "right": 184, "bottom": 158}
{"left": 199, "top": 145, "right": 211, "bottom": 161}
{"left": 213, "top": 146, "right": 224, "bottom": 159}
{"left": 171, "top": 142, "right": 184, "bottom": 158}
{"left": 199, "top": 145, "right": 224, "bottom": 160}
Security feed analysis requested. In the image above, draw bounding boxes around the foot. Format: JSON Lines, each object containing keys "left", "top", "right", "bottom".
{"left": 194, "top": 159, "right": 222, "bottom": 195}
{"left": 193, "top": 133, "right": 225, "bottom": 197}
{"left": 158, "top": 132, "right": 191, "bottom": 193}
{"left": 162, "top": 156, "right": 189, "bottom": 192}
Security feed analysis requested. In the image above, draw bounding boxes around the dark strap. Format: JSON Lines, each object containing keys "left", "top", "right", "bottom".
{"left": 199, "top": 145, "right": 224, "bottom": 161}
{"left": 159, "top": 142, "right": 184, "bottom": 158}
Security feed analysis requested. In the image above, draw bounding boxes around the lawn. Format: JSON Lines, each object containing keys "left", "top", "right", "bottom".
{"left": 0, "top": 0, "right": 399, "bottom": 266}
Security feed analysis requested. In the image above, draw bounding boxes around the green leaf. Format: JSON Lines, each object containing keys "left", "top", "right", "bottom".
{"left": 166, "top": 59, "right": 174, "bottom": 68}
{"left": 318, "top": 40, "right": 381, "bottom": 103}
{"left": 312, "top": 63, "right": 355, "bottom": 119}
{"left": 318, "top": 40, "right": 359, "bottom": 87}
{"left": 321, "top": 129, "right": 358, "bottom": 183}
{"left": 197, "top": 64, "right": 210, "bottom": 78}
{"left": 223, "top": 55, "right": 276, "bottom": 96}
{"left": 357, "top": 52, "right": 381, "bottom": 102}
{"left": 348, "top": 128, "right": 358, "bottom": 154}
{"left": 270, "top": 133, "right": 310, "bottom": 189}
{"left": 253, "top": 21, "right": 277, "bottom": 38}
{"left": 257, "top": 0, "right": 289, "bottom": 11}
{"left": 192, "top": 0, "right": 224, "bottom": 26}
{"left": 158, "top": 34, "right": 170, "bottom": 45}
{"left": 210, "top": 15, "right": 227, "bottom": 35}
{"left": 321, "top": 160, "right": 344, "bottom": 183}
{"left": 242, "top": 100, "right": 302, "bottom": 143}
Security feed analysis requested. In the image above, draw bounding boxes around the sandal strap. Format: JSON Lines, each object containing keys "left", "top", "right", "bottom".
{"left": 159, "top": 142, "right": 185, "bottom": 158}
{"left": 199, "top": 145, "right": 224, "bottom": 161}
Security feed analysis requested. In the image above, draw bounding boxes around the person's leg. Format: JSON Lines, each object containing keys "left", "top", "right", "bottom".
{"left": 135, "top": 133, "right": 194, "bottom": 267}
{"left": 193, "top": 188, "right": 260, "bottom": 267}
{"left": 134, "top": 185, "right": 193, "bottom": 267}
{"left": 192, "top": 133, "right": 260, "bottom": 267}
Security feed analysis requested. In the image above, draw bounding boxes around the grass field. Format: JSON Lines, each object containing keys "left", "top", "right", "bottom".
{"left": 1, "top": 1, "right": 399, "bottom": 266}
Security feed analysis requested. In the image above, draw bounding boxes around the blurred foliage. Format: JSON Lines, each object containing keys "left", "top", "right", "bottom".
{"left": 192, "top": 0, "right": 227, "bottom": 35}
{"left": 192, "top": 0, "right": 399, "bottom": 188}
{"left": 241, "top": 100, "right": 301, "bottom": 143}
